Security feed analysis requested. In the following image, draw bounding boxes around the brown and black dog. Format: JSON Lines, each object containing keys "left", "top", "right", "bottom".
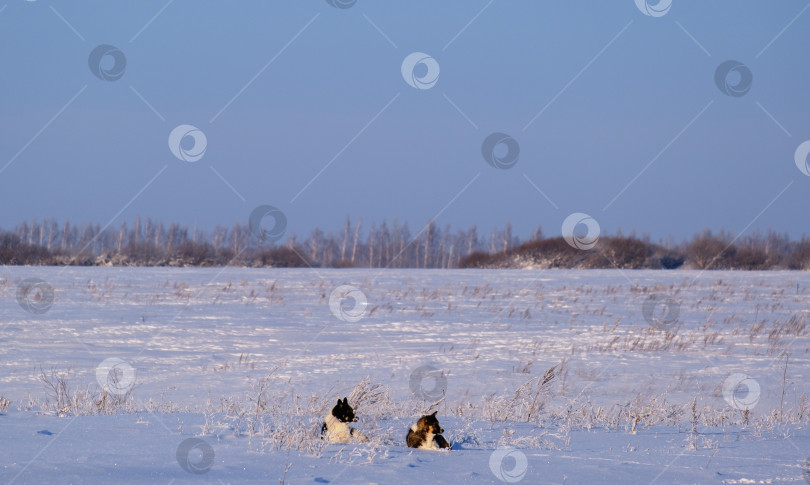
{"left": 406, "top": 411, "right": 450, "bottom": 450}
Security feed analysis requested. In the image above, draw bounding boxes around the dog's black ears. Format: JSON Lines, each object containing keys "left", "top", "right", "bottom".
{"left": 337, "top": 398, "right": 343, "bottom": 405}
{"left": 430, "top": 411, "right": 437, "bottom": 417}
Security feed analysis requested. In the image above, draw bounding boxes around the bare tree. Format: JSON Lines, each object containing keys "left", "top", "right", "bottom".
{"left": 350, "top": 218, "right": 362, "bottom": 265}
{"left": 368, "top": 222, "right": 377, "bottom": 268}
{"left": 423, "top": 221, "right": 436, "bottom": 268}
{"left": 340, "top": 216, "right": 351, "bottom": 262}
{"left": 117, "top": 221, "right": 126, "bottom": 254}
{"left": 309, "top": 228, "right": 324, "bottom": 263}
{"left": 379, "top": 220, "right": 391, "bottom": 267}
{"left": 61, "top": 220, "right": 71, "bottom": 252}
{"left": 502, "top": 221, "right": 513, "bottom": 252}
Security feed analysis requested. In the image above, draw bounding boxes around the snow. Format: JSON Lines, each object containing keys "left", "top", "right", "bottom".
{"left": 1, "top": 267, "right": 809, "bottom": 484}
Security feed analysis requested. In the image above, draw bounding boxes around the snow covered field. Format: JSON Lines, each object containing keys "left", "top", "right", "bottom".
{"left": 1, "top": 267, "right": 809, "bottom": 484}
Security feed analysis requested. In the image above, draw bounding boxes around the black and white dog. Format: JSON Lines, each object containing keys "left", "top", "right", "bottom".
{"left": 321, "top": 397, "right": 367, "bottom": 443}
{"left": 406, "top": 411, "right": 451, "bottom": 450}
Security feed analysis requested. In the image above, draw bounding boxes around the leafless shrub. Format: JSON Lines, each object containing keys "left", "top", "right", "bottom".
{"left": 586, "top": 237, "right": 651, "bottom": 269}
{"left": 686, "top": 232, "right": 735, "bottom": 269}
{"left": 254, "top": 247, "right": 310, "bottom": 268}
{"left": 37, "top": 366, "right": 135, "bottom": 417}
{"left": 38, "top": 367, "right": 75, "bottom": 416}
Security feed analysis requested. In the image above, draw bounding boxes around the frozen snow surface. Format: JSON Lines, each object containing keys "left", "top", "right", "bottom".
{"left": 1, "top": 267, "right": 809, "bottom": 484}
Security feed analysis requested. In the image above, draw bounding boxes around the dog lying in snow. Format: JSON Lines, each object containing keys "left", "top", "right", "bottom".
{"left": 321, "top": 397, "right": 367, "bottom": 443}
{"left": 406, "top": 411, "right": 451, "bottom": 450}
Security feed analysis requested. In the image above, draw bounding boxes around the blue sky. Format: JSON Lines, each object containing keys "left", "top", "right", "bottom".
{"left": 1, "top": 0, "right": 809, "bottom": 243}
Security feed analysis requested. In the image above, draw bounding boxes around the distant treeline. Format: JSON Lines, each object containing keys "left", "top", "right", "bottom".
{"left": 0, "top": 217, "right": 808, "bottom": 270}
{"left": 460, "top": 233, "right": 810, "bottom": 270}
